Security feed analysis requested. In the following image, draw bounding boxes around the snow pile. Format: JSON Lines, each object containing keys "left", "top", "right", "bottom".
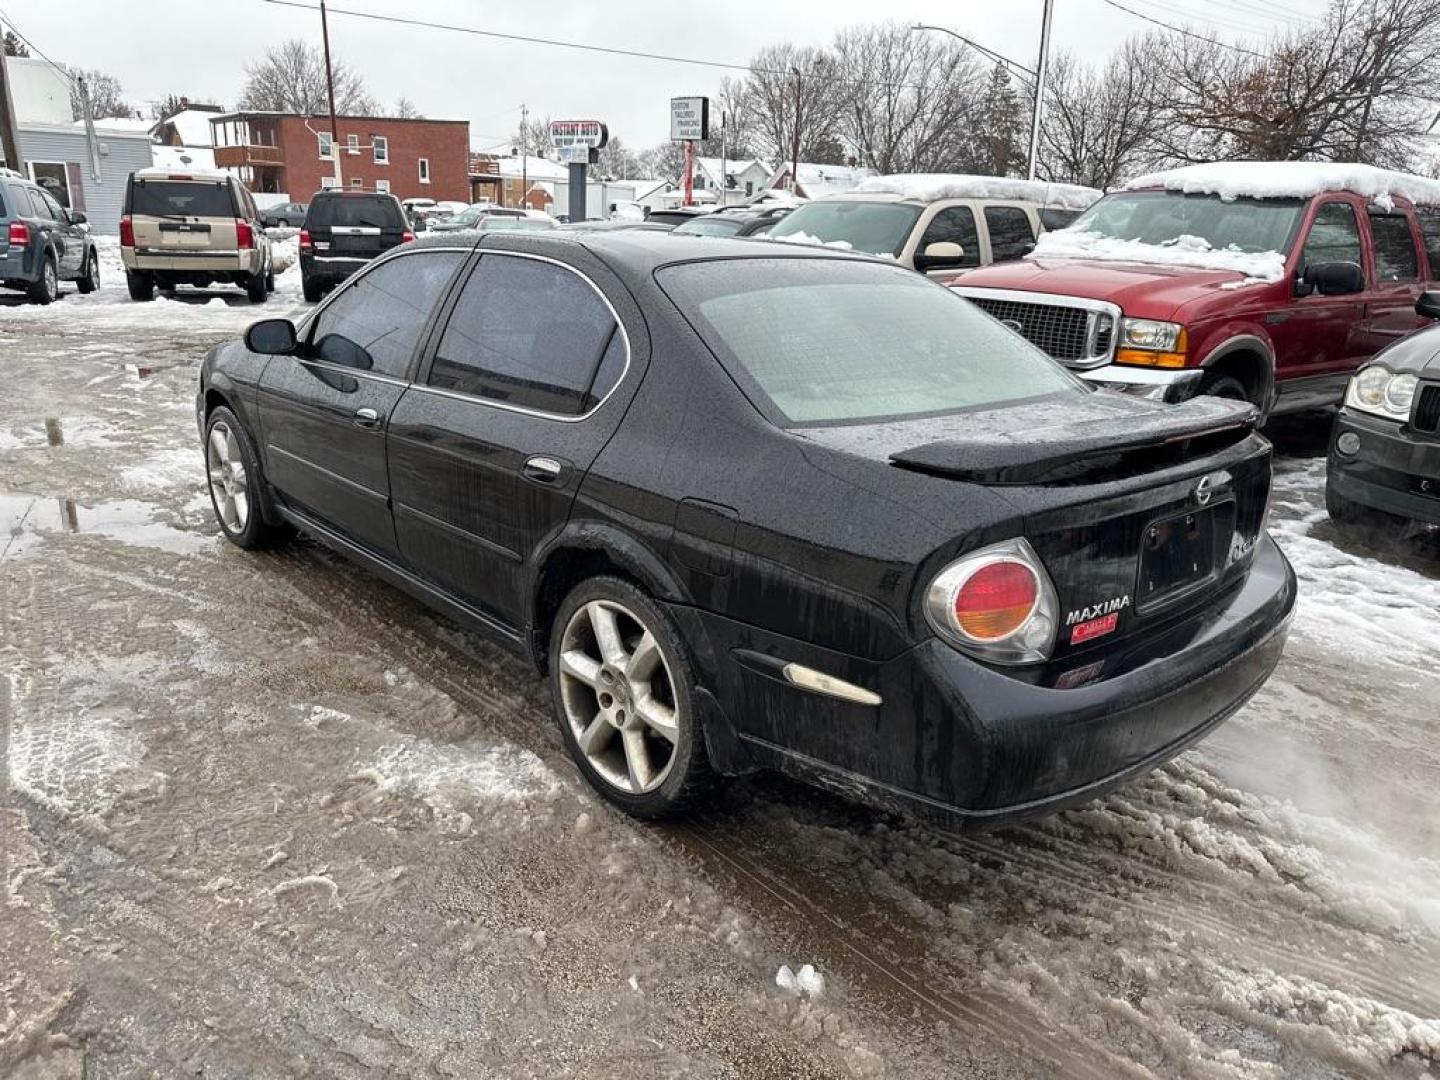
{"left": 1029, "top": 229, "right": 1287, "bottom": 281}
{"left": 351, "top": 737, "right": 560, "bottom": 810}
{"left": 776, "top": 963, "right": 825, "bottom": 998}
{"left": 855, "top": 173, "right": 1102, "bottom": 210}
{"left": 1125, "top": 161, "right": 1440, "bottom": 212}
{"left": 769, "top": 230, "right": 855, "bottom": 251}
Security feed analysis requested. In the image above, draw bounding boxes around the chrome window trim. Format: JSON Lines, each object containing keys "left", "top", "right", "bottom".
{"left": 417, "top": 248, "right": 633, "bottom": 424}
{"left": 950, "top": 285, "right": 1122, "bottom": 369}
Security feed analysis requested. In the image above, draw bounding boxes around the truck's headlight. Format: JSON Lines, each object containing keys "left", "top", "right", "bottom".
{"left": 1346, "top": 366, "right": 1417, "bottom": 421}
{"left": 1121, "top": 319, "right": 1185, "bottom": 351}
{"left": 1116, "top": 319, "right": 1187, "bottom": 368}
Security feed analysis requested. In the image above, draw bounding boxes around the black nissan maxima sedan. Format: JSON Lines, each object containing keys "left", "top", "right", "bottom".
{"left": 1326, "top": 292, "right": 1440, "bottom": 534}
{"left": 197, "top": 231, "right": 1296, "bottom": 825}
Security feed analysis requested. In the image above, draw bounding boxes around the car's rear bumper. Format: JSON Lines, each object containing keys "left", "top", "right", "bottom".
{"left": 300, "top": 252, "right": 371, "bottom": 284}
{"left": 687, "top": 532, "right": 1294, "bottom": 829}
{"left": 123, "top": 248, "right": 255, "bottom": 274}
{"left": 1080, "top": 364, "right": 1204, "bottom": 403}
{"left": 1327, "top": 407, "right": 1440, "bottom": 525}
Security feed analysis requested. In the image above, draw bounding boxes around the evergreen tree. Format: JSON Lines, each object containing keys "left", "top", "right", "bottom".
{"left": 981, "top": 63, "right": 1025, "bottom": 177}
{"left": 2, "top": 30, "right": 28, "bottom": 57}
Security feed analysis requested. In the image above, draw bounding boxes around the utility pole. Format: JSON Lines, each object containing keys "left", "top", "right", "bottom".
{"left": 0, "top": 48, "right": 23, "bottom": 173}
{"left": 789, "top": 66, "right": 802, "bottom": 195}
{"left": 320, "top": 0, "right": 342, "bottom": 188}
{"left": 519, "top": 103, "right": 527, "bottom": 209}
{"left": 720, "top": 109, "right": 727, "bottom": 208}
{"left": 1025, "top": 0, "right": 1055, "bottom": 181}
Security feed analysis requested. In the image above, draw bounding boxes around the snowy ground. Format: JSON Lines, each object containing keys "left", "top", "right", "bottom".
{"left": 2, "top": 247, "right": 1438, "bottom": 1078}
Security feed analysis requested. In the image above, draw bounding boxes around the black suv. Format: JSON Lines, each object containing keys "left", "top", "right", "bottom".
{"left": 0, "top": 167, "right": 99, "bottom": 305}
{"left": 299, "top": 191, "right": 413, "bottom": 301}
{"left": 198, "top": 231, "right": 1295, "bottom": 826}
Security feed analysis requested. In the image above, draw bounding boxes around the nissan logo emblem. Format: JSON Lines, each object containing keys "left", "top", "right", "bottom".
{"left": 1000, "top": 318, "right": 1023, "bottom": 333}
{"left": 1195, "top": 476, "right": 1213, "bottom": 506}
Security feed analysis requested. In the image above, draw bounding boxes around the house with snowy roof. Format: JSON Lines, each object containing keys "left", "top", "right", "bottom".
{"left": 766, "top": 161, "right": 873, "bottom": 199}
{"left": 151, "top": 104, "right": 224, "bottom": 149}
{"left": 685, "top": 157, "right": 773, "bottom": 206}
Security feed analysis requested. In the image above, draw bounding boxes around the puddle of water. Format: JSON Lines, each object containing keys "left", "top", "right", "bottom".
{"left": 0, "top": 491, "right": 214, "bottom": 559}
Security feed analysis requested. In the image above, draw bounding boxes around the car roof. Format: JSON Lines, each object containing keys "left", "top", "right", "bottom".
{"left": 132, "top": 166, "right": 232, "bottom": 182}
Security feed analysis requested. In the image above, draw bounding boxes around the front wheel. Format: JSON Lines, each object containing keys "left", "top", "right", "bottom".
{"left": 1199, "top": 373, "right": 1250, "bottom": 403}
{"left": 549, "top": 577, "right": 715, "bottom": 819}
{"left": 204, "top": 407, "right": 285, "bottom": 549}
{"left": 76, "top": 249, "right": 100, "bottom": 294}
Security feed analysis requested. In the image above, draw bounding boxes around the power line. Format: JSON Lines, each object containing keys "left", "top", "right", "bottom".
{"left": 1122, "top": 0, "right": 1279, "bottom": 36}
{"left": 1099, "top": 0, "right": 1268, "bottom": 56}
{"left": 259, "top": 0, "right": 979, "bottom": 96}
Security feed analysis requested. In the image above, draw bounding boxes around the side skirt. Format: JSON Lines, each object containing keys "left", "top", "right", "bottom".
{"left": 1269, "top": 372, "right": 1350, "bottom": 415}
{"left": 275, "top": 504, "right": 533, "bottom": 664}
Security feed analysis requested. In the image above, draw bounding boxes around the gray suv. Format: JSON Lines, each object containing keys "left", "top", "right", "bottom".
{"left": 0, "top": 167, "right": 99, "bottom": 304}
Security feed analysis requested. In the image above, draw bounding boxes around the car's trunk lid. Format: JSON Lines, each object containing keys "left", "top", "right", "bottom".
{"left": 796, "top": 390, "right": 1271, "bottom": 662}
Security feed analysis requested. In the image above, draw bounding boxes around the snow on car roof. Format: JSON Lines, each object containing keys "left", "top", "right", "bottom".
{"left": 1123, "top": 161, "right": 1440, "bottom": 211}
{"left": 852, "top": 173, "right": 1102, "bottom": 210}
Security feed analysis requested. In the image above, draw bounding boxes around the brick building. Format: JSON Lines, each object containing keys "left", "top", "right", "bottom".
{"left": 210, "top": 111, "right": 470, "bottom": 202}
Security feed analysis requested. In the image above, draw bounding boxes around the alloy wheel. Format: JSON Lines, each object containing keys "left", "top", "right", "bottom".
{"left": 206, "top": 421, "right": 249, "bottom": 533}
{"left": 43, "top": 260, "right": 57, "bottom": 299}
{"left": 558, "top": 599, "right": 680, "bottom": 794}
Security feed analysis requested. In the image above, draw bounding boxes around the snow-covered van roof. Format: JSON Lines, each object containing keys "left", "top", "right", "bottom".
{"left": 1123, "top": 162, "right": 1440, "bottom": 211}
{"left": 852, "top": 173, "right": 1102, "bottom": 210}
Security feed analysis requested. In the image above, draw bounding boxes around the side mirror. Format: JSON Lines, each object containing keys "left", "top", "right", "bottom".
{"left": 1416, "top": 291, "right": 1440, "bottom": 319}
{"left": 915, "top": 241, "right": 966, "bottom": 271}
{"left": 244, "top": 318, "right": 298, "bottom": 356}
{"left": 67, "top": 210, "right": 87, "bottom": 225}
{"left": 1303, "top": 261, "right": 1365, "bottom": 296}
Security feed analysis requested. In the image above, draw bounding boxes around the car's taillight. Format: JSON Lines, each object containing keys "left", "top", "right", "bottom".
{"left": 8, "top": 220, "right": 29, "bottom": 247}
{"left": 235, "top": 218, "right": 254, "bottom": 250}
{"left": 118, "top": 215, "right": 134, "bottom": 247}
{"left": 924, "top": 538, "right": 1058, "bottom": 665}
{"left": 299, "top": 228, "right": 312, "bottom": 251}
{"left": 402, "top": 230, "right": 415, "bottom": 243}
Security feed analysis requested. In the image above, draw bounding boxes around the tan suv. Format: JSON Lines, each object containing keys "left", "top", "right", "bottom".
{"left": 765, "top": 174, "right": 1102, "bottom": 277}
{"left": 120, "top": 168, "right": 273, "bottom": 302}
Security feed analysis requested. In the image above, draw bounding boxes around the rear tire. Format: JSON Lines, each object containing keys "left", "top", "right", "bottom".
{"left": 245, "top": 271, "right": 268, "bottom": 303}
{"left": 27, "top": 254, "right": 58, "bottom": 304}
{"left": 204, "top": 406, "right": 285, "bottom": 550}
{"left": 76, "top": 249, "right": 100, "bottom": 294}
{"left": 302, "top": 274, "right": 322, "bottom": 303}
{"left": 126, "top": 270, "right": 155, "bottom": 301}
{"left": 549, "top": 576, "right": 715, "bottom": 820}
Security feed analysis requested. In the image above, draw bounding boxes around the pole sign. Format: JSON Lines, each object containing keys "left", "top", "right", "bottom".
{"left": 670, "top": 97, "right": 710, "bottom": 142}
{"left": 549, "top": 120, "right": 608, "bottom": 151}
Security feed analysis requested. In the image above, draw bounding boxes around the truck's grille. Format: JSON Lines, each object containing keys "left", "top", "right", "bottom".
{"left": 1414, "top": 383, "right": 1440, "bottom": 434}
{"left": 952, "top": 289, "right": 1118, "bottom": 367}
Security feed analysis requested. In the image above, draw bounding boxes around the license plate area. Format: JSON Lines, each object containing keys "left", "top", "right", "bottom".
{"left": 1136, "top": 506, "right": 1223, "bottom": 613}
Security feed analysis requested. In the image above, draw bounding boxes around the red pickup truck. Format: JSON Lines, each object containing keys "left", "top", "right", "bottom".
{"left": 951, "top": 163, "right": 1440, "bottom": 415}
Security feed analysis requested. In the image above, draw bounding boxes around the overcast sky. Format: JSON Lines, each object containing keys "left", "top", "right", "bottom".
{"left": 10, "top": 0, "right": 1325, "bottom": 152}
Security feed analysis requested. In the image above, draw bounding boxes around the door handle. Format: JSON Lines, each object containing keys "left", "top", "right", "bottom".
{"left": 523, "top": 455, "right": 564, "bottom": 484}
{"left": 353, "top": 407, "right": 382, "bottom": 428}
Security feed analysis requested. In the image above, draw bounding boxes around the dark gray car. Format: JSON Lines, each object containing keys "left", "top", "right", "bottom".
{"left": 259, "top": 201, "right": 309, "bottom": 228}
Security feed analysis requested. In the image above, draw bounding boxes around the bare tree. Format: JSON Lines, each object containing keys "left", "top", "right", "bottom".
{"left": 736, "top": 44, "right": 847, "bottom": 170}
{"left": 831, "top": 23, "right": 982, "bottom": 174}
{"left": 1151, "top": 0, "right": 1440, "bottom": 167}
{"left": 393, "top": 96, "right": 424, "bottom": 119}
{"left": 1038, "top": 42, "right": 1166, "bottom": 188}
{"left": 70, "top": 69, "right": 134, "bottom": 121}
{"left": 597, "top": 136, "right": 642, "bottom": 179}
{"left": 238, "top": 39, "right": 376, "bottom": 116}
{"left": 512, "top": 113, "right": 552, "bottom": 158}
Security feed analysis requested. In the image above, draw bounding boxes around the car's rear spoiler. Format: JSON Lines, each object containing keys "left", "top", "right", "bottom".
{"left": 890, "top": 396, "right": 1259, "bottom": 485}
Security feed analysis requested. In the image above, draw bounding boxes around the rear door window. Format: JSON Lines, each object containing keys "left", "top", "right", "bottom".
{"left": 1300, "top": 202, "right": 1362, "bottom": 273}
{"left": 28, "top": 190, "right": 57, "bottom": 220}
{"left": 918, "top": 207, "right": 980, "bottom": 267}
{"left": 130, "top": 180, "right": 235, "bottom": 218}
{"left": 984, "top": 205, "right": 1036, "bottom": 261}
{"left": 429, "top": 255, "right": 624, "bottom": 416}
{"left": 1417, "top": 209, "right": 1440, "bottom": 277}
{"left": 306, "top": 250, "right": 464, "bottom": 378}
{"left": 1370, "top": 213, "right": 1419, "bottom": 282}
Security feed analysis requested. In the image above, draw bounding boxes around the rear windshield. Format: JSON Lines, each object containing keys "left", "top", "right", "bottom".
{"left": 129, "top": 179, "right": 235, "bottom": 218}
{"left": 766, "top": 201, "right": 923, "bottom": 256}
{"left": 307, "top": 196, "right": 405, "bottom": 230}
{"left": 659, "top": 258, "right": 1082, "bottom": 425}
